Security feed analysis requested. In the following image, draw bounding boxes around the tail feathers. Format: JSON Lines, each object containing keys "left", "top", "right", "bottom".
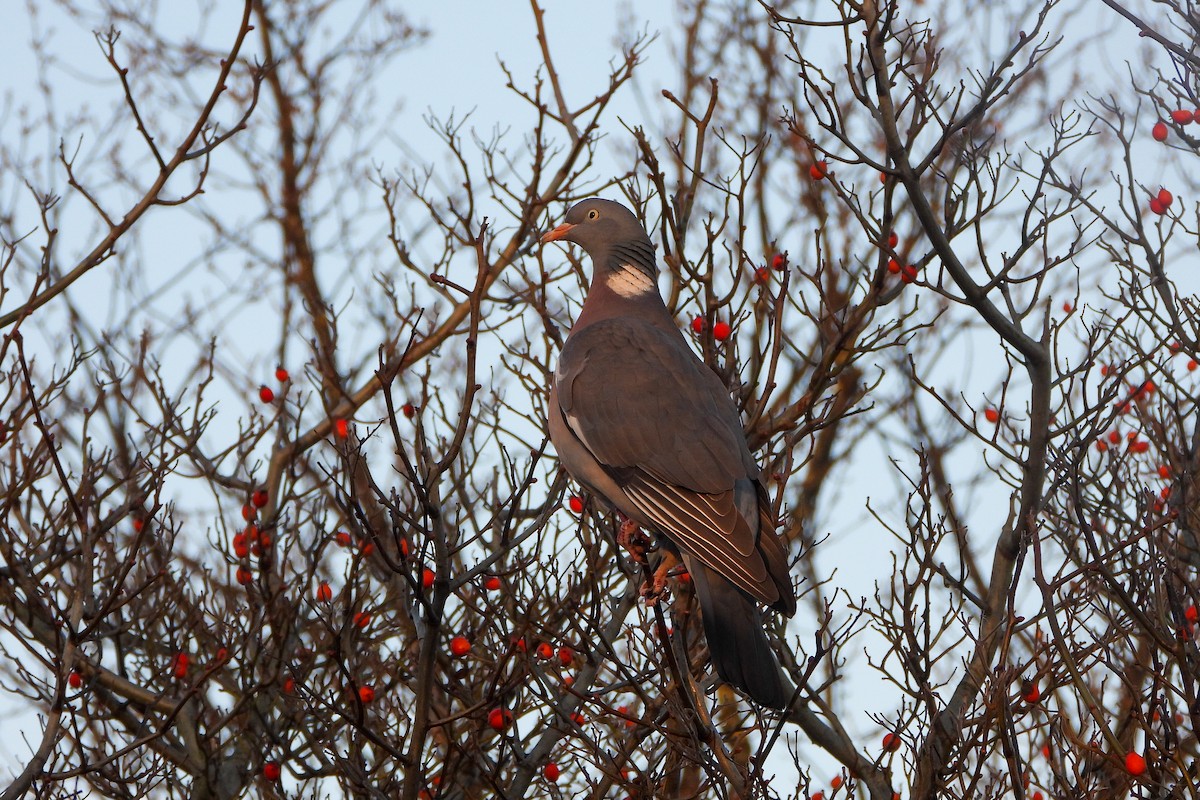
{"left": 687, "top": 558, "right": 793, "bottom": 710}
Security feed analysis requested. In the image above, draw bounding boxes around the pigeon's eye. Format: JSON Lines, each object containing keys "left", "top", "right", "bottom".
{"left": 587, "top": 209, "right": 599, "bottom": 220}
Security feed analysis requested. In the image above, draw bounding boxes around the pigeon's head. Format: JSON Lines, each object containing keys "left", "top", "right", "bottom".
{"left": 541, "top": 198, "right": 657, "bottom": 279}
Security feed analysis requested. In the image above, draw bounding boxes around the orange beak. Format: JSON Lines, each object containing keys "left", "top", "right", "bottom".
{"left": 540, "top": 222, "right": 576, "bottom": 243}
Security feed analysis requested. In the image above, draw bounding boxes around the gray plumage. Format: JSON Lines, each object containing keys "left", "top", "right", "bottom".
{"left": 542, "top": 198, "right": 796, "bottom": 709}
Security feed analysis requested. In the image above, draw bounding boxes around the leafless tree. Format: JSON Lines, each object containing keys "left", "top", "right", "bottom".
{"left": 0, "top": 0, "right": 1196, "bottom": 798}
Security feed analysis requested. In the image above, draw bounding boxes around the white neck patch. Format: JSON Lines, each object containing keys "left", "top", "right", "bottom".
{"left": 606, "top": 264, "right": 656, "bottom": 298}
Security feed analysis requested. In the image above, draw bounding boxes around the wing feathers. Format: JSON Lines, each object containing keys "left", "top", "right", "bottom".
{"left": 622, "top": 477, "right": 778, "bottom": 607}
{"left": 556, "top": 316, "right": 793, "bottom": 612}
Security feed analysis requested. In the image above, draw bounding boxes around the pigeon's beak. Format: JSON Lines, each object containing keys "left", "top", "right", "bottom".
{"left": 540, "top": 222, "right": 576, "bottom": 244}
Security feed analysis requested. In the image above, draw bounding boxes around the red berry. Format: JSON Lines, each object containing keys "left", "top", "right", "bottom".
{"left": 421, "top": 568, "right": 435, "bottom": 589}
{"left": 1153, "top": 121, "right": 1169, "bottom": 141}
{"left": 691, "top": 316, "right": 705, "bottom": 334}
{"left": 1171, "top": 109, "right": 1194, "bottom": 125}
{"left": 68, "top": 671, "right": 82, "bottom": 689}
{"left": 488, "top": 707, "right": 513, "bottom": 731}
{"left": 1108, "top": 430, "right": 1121, "bottom": 444}
{"left": 1041, "top": 742, "right": 1051, "bottom": 759}
{"left": 133, "top": 517, "right": 145, "bottom": 533}
{"left": 1032, "top": 793, "right": 1043, "bottom": 800}
{"left": 557, "top": 646, "right": 574, "bottom": 666}
{"left": 334, "top": 418, "right": 349, "bottom": 439}
{"left": 570, "top": 711, "right": 586, "bottom": 725}
{"left": 233, "top": 533, "right": 250, "bottom": 559}
{"left": 887, "top": 258, "right": 901, "bottom": 274}
{"left": 335, "top": 531, "right": 352, "bottom": 547}
{"left": 1095, "top": 440, "right": 1107, "bottom": 452}
{"left": 215, "top": 647, "right": 228, "bottom": 662}
{"left": 831, "top": 776, "right": 843, "bottom": 790}
{"left": 450, "top": 636, "right": 471, "bottom": 657}
{"left": 1161, "top": 486, "right": 1171, "bottom": 499}
{"left": 1132, "top": 440, "right": 1150, "bottom": 454}
{"left": 252, "top": 489, "right": 269, "bottom": 508}
{"left": 316, "top": 581, "right": 333, "bottom": 602}
{"left": 353, "top": 611, "right": 371, "bottom": 629}
{"left": 236, "top": 566, "right": 253, "bottom": 585}
{"left": 1186, "top": 605, "right": 1198, "bottom": 623}
{"left": 402, "top": 403, "right": 416, "bottom": 419}
{"left": 771, "top": 252, "right": 787, "bottom": 270}
{"left": 887, "top": 231, "right": 899, "bottom": 248}
{"left": 241, "top": 503, "right": 254, "bottom": 521}
{"left": 882, "top": 732, "right": 901, "bottom": 752}
{"left": 1159, "top": 464, "right": 1171, "bottom": 479}
{"left": 537, "top": 642, "right": 554, "bottom": 660}
{"left": 568, "top": 495, "right": 584, "bottom": 514}
{"left": 1150, "top": 197, "right": 1166, "bottom": 215}
{"left": 810, "top": 160, "right": 827, "bottom": 180}
{"left": 358, "top": 685, "right": 375, "bottom": 703}
{"left": 713, "top": 321, "right": 732, "bottom": 341}
{"left": 544, "top": 762, "right": 561, "bottom": 782}
{"left": 283, "top": 677, "right": 295, "bottom": 694}
{"left": 1062, "top": 302, "right": 1073, "bottom": 313}
{"left": 258, "top": 385, "right": 274, "bottom": 404}
{"left": 754, "top": 266, "right": 770, "bottom": 284}
{"left": 1100, "top": 364, "right": 1110, "bottom": 376}
{"left": 984, "top": 408, "right": 1000, "bottom": 423}
{"left": 1189, "top": 359, "right": 1198, "bottom": 371}
{"left": 275, "top": 367, "right": 289, "bottom": 382}
{"left": 1022, "top": 679, "right": 1041, "bottom": 703}
{"left": 1125, "top": 751, "right": 1146, "bottom": 776}
{"left": 900, "top": 264, "right": 918, "bottom": 284}
{"left": 484, "top": 575, "right": 502, "bottom": 591}
{"left": 172, "top": 653, "right": 189, "bottom": 680}
{"left": 263, "top": 761, "right": 281, "bottom": 781}
{"left": 1158, "top": 188, "right": 1174, "bottom": 207}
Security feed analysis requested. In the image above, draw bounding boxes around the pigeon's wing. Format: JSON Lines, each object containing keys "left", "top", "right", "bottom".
{"left": 554, "top": 318, "right": 787, "bottom": 609}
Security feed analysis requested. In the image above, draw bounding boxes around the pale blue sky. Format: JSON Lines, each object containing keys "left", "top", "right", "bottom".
{"left": 0, "top": 1, "right": 1188, "bottom": 795}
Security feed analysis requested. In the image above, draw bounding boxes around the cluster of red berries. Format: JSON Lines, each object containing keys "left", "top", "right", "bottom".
{"left": 883, "top": 231, "right": 920, "bottom": 284}
{"left": 1148, "top": 113, "right": 1189, "bottom": 214}
{"left": 1149, "top": 187, "right": 1173, "bottom": 216}
{"left": 257, "top": 366, "right": 290, "bottom": 404}
{"left": 332, "top": 530, "right": 381, "bottom": 558}
{"left": 690, "top": 316, "right": 733, "bottom": 341}
{"left": 233, "top": 487, "right": 274, "bottom": 585}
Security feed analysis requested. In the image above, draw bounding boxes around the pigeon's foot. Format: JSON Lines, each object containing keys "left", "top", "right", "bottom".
{"left": 616, "top": 517, "right": 650, "bottom": 563}
{"left": 641, "top": 552, "right": 679, "bottom": 604}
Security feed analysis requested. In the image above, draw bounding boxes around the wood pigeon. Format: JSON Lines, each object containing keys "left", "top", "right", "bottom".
{"left": 541, "top": 198, "right": 797, "bottom": 709}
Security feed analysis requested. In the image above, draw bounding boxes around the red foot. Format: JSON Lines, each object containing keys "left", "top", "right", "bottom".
{"left": 640, "top": 552, "right": 679, "bottom": 604}
{"left": 616, "top": 517, "right": 650, "bottom": 563}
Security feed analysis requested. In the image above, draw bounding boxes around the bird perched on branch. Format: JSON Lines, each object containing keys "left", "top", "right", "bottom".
{"left": 541, "top": 198, "right": 796, "bottom": 709}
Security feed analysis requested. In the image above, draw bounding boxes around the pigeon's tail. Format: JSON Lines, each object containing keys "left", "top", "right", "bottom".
{"left": 686, "top": 558, "right": 793, "bottom": 710}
